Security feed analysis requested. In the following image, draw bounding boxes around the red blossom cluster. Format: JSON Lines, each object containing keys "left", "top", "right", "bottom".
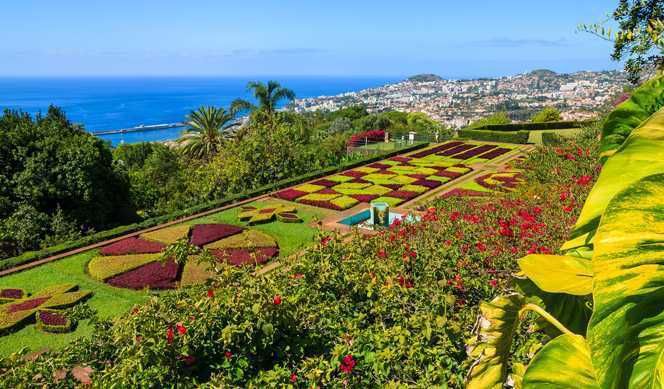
{"left": 346, "top": 129, "right": 385, "bottom": 147}
{"left": 339, "top": 354, "right": 356, "bottom": 374}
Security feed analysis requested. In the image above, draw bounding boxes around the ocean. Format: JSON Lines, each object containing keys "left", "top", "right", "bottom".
{"left": 0, "top": 76, "right": 398, "bottom": 146}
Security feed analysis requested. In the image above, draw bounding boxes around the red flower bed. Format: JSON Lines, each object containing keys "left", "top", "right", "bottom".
{"left": 350, "top": 194, "right": 379, "bottom": 203}
{"left": 107, "top": 259, "right": 180, "bottom": 290}
{"left": 317, "top": 188, "right": 339, "bottom": 195}
{"left": 435, "top": 170, "right": 462, "bottom": 179}
{"left": 0, "top": 288, "right": 24, "bottom": 299}
{"left": 342, "top": 170, "right": 367, "bottom": 178}
{"left": 382, "top": 184, "right": 403, "bottom": 190}
{"left": 478, "top": 147, "right": 510, "bottom": 160}
{"left": 349, "top": 178, "right": 370, "bottom": 184}
{"left": 389, "top": 156, "right": 412, "bottom": 163}
{"left": 39, "top": 310, "right": 68, "bottom": 326}
{"left": 452, "top": 145, "right": 496, "bottom": 160}
{"left": 7, "top": 297, "right": 50, "bottom": 313}
{"left": 441, "top": 188, "right": 488, "bottom": 198}
{"left": 190, "top": 224, "right": 244, "bottom": 246}
{"left": 409, "top": 142, "right": 463, "bottom": 158}
{"left": 439, "top": 144, "right": 476, "bottom": 157}
{"left": 310, "top": 179, "right": 337, "bottom": 187}
{"left": 412, "top": 179, "right": 441, "bottom": 188}
{"left": 100, "top": 237, "right": 165, "bottom": 256}
{"left": 367, "top": 162, "right": 392, "bottom": 170}
{"left": 347, "top": 129, "right": 385, "bottom": 146}
{"left": 406, "top": 174, "right": 428, "bottom": 179}
{"left": 211, "top": 247, "right": 279, "bottom": 266}
{"left": 297, "top": 199, "right": 343, "bottom": 211}
{"left": 274, "top": 188, "right": 308, "bottom": 201}
{"left": 387, "top": 190, "right": 419, "bottom": 200}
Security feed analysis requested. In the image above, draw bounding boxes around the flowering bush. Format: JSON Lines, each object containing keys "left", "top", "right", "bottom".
{"left": 347, "top": 129, "right": 385, "bottom": 147}
{"left": 0, "top": 127, "right": 601, "bottom": 387}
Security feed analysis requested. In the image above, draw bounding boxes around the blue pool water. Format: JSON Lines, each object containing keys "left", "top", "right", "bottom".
{"left": 0, "top": 76, "right": 398, "bottom": 146}
{"left": 339, "top": 210, "right": 420, "bottom": 227}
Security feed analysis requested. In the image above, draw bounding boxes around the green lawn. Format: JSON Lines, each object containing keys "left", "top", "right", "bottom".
{"left": 0, "top": 198, "right": 327, "bottom": 356}
{"left": 528, "top": 128, "right": 582, "bottom": 145}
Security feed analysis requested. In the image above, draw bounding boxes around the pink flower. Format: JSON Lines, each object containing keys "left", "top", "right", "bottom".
{"left": 225, "top": 351, "right": 233, "bottom": 359}
{"left": 340, "top": 354, "right": 356, "bottom": 374}
{"left": 290, "top": 373, "right": 298, "bottom": 383}
{"left": 489, "top": 279, "right": 498, "bottom": 288}
{"left": 273, "top": 295, "right": 282, "bottom": 305}
{"left": 321, "top": 236, "right": 332, "bottom": 247}
{"left": 377, "top": 248, "right": 387, "bottom": 259}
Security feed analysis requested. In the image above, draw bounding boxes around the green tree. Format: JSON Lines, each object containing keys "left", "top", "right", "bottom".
{"left": 531, "top": 107, "right": 562, "bottom": 123}
{"left": 231, "top": 81, "right": 296, "bottom": 126}
{"left": 580, "top": 0, "right": 664, "bottom": 83}
{"left": 468, "top": 111, "right": 512, "bottom": 128}
{"left": 178, "top": 106, "right": 237, "bottom": 160}
{"left": 0, "top": 107, "right": 134, "bottom": 258}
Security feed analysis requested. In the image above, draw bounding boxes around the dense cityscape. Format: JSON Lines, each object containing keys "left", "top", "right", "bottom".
{"left": 292, "top": 69, "right": 630, "bottom": 127}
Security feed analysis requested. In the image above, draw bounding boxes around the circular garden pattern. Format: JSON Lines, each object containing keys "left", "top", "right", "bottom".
{"left": 87, "top": 223, "right": 279, "bottom": 290}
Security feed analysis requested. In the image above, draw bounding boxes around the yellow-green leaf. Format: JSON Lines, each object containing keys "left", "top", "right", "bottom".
{"left": 587, "top": 173, "right": 664, "bottom": 388}
{"left": 466, "top": 294, "right": 525, "bottom": 389}
{"left": 523, "top": 334, "right": 599, "bottom": 388}
{"left": 518, "top": 254, "right": 593, "bottom": 296}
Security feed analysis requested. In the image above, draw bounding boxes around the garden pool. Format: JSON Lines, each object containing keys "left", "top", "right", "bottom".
{"left": 339, "top": 209, "right": 420, "bottom": 229}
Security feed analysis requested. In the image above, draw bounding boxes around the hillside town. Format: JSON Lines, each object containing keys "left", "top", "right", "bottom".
{"left": 292, "top": 70, "right": 630, "bottom": 127}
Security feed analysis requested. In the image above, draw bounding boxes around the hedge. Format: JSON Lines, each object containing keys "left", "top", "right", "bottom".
{"left": 458, "top": 129, "right": 530, "bottom": 144}
{"left": 0, "top": 142, "right": 428, "bottom": 273}
{"left": 541, "top": 132, "right": 565, "bottom": 146}
{"left": 470, "top": 120, "right": 593, "bottom": 132}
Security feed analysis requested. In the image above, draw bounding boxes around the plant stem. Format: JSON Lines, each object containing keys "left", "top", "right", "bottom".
{"left": 520, "top": 303, "right": 575, "bottom": 336}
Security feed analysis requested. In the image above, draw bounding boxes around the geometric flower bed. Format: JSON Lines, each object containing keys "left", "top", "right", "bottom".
{"left": 274, "top": 141, "right": 512, "bottom": 210}
{"left": 0, "top": 284, "right": 91, "bottom": 334}
{"left": 238, "top": 205, "right": 302, "bottom": 225}
{"left": 441, "top": 171, "right": 525, "bottom": 198}
{"left": 88, "top": 223, "right": 279, "bottom": 290}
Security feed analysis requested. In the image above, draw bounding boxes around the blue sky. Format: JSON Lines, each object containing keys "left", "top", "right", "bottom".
{"left": 1, "top": 0, "right": 621, "bottom": 77}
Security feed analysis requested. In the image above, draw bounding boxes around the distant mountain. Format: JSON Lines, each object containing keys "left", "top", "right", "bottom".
{"left": 407, "top": 74, "right": 443, "bottom": 82}
{"left": 528, "top": 69, "right": 558, "bottom": 77}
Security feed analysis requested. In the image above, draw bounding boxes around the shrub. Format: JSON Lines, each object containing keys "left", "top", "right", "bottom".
{"left": 330, "top": 196, "right": 359, "bottom": 210}
{"left": 292, "top": 184, "right": 326, "bottom": 193}
{"left": 372, "top": 196, "right": 404, "bottom": 206}
{"left": 106, "top": 259, "right": 180, "bottom": 290}
{"left": 140, "top": 225, "right": 191, "bottom": 245}
{"left": 458, "top": 129, "right": 530, "bottom": 144}
{"left": 204, "top": 230, "right": 277, "bottom": 250}
{"left": 35, "top": 310, "right": 72, "bottom": 333}
{"left": 347, "top": 129, "right": 385, "bottom": 146}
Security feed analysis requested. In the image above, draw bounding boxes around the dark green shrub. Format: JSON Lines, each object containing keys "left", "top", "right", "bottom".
{"left": 458, "top": 129, "right": 530, "bottom": 144}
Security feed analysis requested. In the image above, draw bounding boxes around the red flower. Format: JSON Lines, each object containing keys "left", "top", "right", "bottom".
{"left": 321, "top": 236, "right": 332, "bottom": 247}
{"left": 179, "top": 355, "right": 196, "bottom": 366}
{"left": 340, "top": 354, "right": 356, "bottom": 374}
{"left": 576, "top": 175, "right": 592, "bottom": 186}
{"left": 565, "top": 153, "right": 576, "bottom": 161}
{"left": 166, "top": 327, "right": 174, "bottom": 344}
{"left": 207, "top": 289, "right": 215, "bottom": 298}
{"left": 225, "top": 351, "right": 233, "bottom": 359}
{"left": 273, "top": 295, "right": 282, "bottom": 305}
{"left": 560, "top": 191, "right": 570, "bottom": 201}
{"left": 135, "top": 335, "right": 143, "bottom": 343}
{"left": 563, "top": 205, "right": 574, "bottom": 213}
{"left": 290, "top": 373, "right": 298, "bottom": 383}
{"left": 291, "top": 273, "right": 304, "bottom": 279}
{"left": 176, "top": 322, "right": 187, "bottom": 335}
{"left": 450, "top": 211, "right": 460, "bottom": 221}
{"left": 475, "top": 242, "right": 487, "bottom": 252}
{"left": 489, "top": 279, "right": 498, "bottom": 288}
{"left": 464, "top": 214, "right": 480, "bottom": 224}
{"left": 377, "top": 248, "right": 387, "bottom": 259}
{"left": 397, "top": 275, "right": 414, "bottom": 288}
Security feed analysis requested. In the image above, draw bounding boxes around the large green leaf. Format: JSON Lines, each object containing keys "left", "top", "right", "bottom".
{"left": 518, "top": 254, "right": 593, "bottom": 296}
{"left": 515, "top": 278, "right": 591, "bottom": 337}
{"left": 466, "top": 294, "right": 525, "bottom": 389}
{"left": 522, "top": 334, "right": 599, "bottom": 388}
{"left": 563, "top": 108, "right": 664, "bottom": 253}
{"left": 600, "top": 76, "right": 664, "bottom": 154}
{"left": 587, "top": 173, "right": 664, "bottom": 388}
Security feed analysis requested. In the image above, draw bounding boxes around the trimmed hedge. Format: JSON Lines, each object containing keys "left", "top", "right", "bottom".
{"left": 458, "top": 129, "right": 530, "bottom": 144}
{"left": 471, "top": 120, "right": 593, "bottom": 132}
{"left": 0, "top": 143, "right": 428, "bottom": 273}
{"left": 541, "top": 132, "right": 565, "bottom": 146}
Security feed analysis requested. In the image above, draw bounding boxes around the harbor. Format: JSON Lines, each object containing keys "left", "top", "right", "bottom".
{"left": 92, "top": 122, "right": 186, "bottom": 136}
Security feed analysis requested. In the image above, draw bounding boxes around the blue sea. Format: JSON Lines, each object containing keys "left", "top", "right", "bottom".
{"left": 0, "top": 76, "right": 398, "bottom": 146}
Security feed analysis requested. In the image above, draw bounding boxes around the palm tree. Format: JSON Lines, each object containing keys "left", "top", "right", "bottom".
{"left": 231, "top": 81, "right": 296, "bottom": 124}
{"left": 177, "top": 106, "right": 237, "bottom": 160}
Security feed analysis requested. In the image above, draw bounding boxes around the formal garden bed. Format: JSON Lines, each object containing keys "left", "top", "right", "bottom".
{"left": 275, "top": 140, "right": 517, "bottom": 210}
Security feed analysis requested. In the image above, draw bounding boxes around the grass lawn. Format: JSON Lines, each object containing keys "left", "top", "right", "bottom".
{"left": 0, "top": 198, "right": 329, "bottom": 356}
{"left": 528, "top": 128, "right": 582, "bottom": 145}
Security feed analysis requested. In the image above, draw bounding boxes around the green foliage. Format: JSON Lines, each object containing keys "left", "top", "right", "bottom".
{"left": 599, "top": 75, "right": 664, "bottom": 153}
{"left": 0, "top": 107, "right": 135, "bottom": 260}
{"left": 468, "top": 111, "right": 512, "bottom": 128}
{"left": 579, "top": 0, "right": 664, "bottom": 83}
{"left": 231, "top": 80, "right": 296, "bottom": 128}
{"left": 458, "top": 129, "right": 530, "bottom": 144}
{"left": 531, "top": 107, "right": 562, "bottom": 123}
{"left": 178, "top": 106, "right": 238, "bottom": 160}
